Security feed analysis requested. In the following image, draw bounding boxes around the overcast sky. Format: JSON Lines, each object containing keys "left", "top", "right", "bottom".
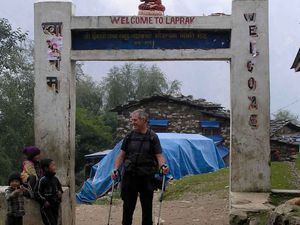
{"left": 1, "top": 0, "right": 300, "bottom": 116}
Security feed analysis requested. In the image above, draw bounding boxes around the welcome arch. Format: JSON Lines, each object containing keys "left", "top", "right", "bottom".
{"left": 34, "top": 1, "right": 270, "bottom": 224}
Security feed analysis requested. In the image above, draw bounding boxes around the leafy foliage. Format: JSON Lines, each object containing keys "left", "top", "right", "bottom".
{"left": 0, "top": 148, "right": 13, "bottom": 185}
{"left": 102, "top": 63, "right": 182, "bottom": 109}
{"left": 273, "top": 110, "right": 300, "bottom": 125}
{"left": 75, "top": 108, "right": 113, "bottom": 172}
{"left": 0, "top": 18, "right": 28, "bottom": 73}
{"left": 0, "top": 18, "right": 34, "bottom": 184}
{"left": 76, "top": 63, "right": 104, "bottom": 115}
{"left": 75, "top": 64, "right": 117, "bottom": 172}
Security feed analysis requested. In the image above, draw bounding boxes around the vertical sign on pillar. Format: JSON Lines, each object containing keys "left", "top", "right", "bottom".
{"left": 245, "top": 13, "right": 259, "bottom": 129}
{"left": 34, "top": 2, "right": 75, "bottom": 225}
{"left": 42, "top": 22, "right": 63, "bottom": 72}
{"left": 231, "top": 0, "right": 270, "bottom": 192}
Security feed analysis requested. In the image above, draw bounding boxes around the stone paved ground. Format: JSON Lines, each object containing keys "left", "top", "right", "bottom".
{"left": 76, "top": 190, "right": 229, "bottom": 225}
{"left": 287, "top": 161, "right": 300, "bottom": 188}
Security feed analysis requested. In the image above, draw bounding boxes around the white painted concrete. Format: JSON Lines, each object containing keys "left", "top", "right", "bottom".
{"left": 34, "top": 1, "right": 75, "bottom": 225}
{"left": 71, "top": 49, "right": 232, "bottom": 61}
{"left": 35, "top": 0, "right": 72, "bottom": 2}
{"left": 230, "top": 0, "right": 270, "bottom": 192}
{"left": 230, "top": 192, "right": 274, "bottom": 212}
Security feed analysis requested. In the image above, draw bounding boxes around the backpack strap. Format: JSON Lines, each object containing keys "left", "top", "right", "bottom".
{"left": 123, "top": 130, "right": 134, "bottom": 152}
{"left": 148, "top": 129, "right": 156, "bottom": 154}
{"left": 124, "top": 129, "right": 154, "bottom": 153}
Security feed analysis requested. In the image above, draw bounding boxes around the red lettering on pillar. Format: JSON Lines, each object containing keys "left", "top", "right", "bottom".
{"left": 110, "top": 17, "right": 121, "bottom": 24}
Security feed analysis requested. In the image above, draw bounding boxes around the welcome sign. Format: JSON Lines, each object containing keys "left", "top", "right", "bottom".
{"left": 72, "top": 29, "right": 231, "bottom": 50}
{"left": 110, "top": 16, "right": 196, "bottom": 25}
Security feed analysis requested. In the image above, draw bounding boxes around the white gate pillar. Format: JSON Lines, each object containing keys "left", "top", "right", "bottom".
{"left": 230, "top": 0, "right": 270, "bottom": 192}
{"left": 34, "top": 1, "right": 75, "bottom": 225}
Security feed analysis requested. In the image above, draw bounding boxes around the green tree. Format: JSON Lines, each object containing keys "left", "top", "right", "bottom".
{"left": 76, "top": 63, "right": 104, "bottom": 115}
{"left": 75, "top": 108, "right": 113, "bottom": 172}
{"left": 273, "top": 110, "right": 300, "bottom": 125}
{"left": 75, "top": 64, "right": 117, "bottom": 172}
{"left": 134, "top": 64, "right": 168, "bottom": 99}
{"left": 102, "top": 63, "right": 182, "bottom": 109}
{"left": 0, "top": 147, "right": 13, "bottom": 184}
{"left": 0, "top": 19, "right": 34, "bottom": 184}
{"left": 102, "top": 64, "right": 135, "bottom": 109}
{"left": 166, "top": 79, "right": 182, "bottom": 96}
{"left": 0, "top": 19, "right": 27, "bottom": 73}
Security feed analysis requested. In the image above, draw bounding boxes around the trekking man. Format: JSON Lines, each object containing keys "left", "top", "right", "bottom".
{"left": 111, "top": 109, "right": 169, "bottom": 225}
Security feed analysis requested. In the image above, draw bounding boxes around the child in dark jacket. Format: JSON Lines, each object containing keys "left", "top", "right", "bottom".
{"left": 37, "top": 158, "right": 63, "bottom": 225}
{"left": 5, "top": 172, "right": 26, "bottom": 225}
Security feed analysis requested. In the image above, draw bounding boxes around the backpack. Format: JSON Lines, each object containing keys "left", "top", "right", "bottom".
{"left": 123, "top": 129, "right": 159, "bottom": 176}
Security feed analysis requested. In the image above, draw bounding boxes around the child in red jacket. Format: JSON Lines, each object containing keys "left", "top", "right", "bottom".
{"left": 21, "top": 146, "right": 43, "bottom": 198}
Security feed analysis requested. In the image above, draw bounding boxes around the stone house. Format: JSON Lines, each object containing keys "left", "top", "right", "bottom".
{"left": 270, "top": 120, "right": 300, "bottom": 161}
{"left": 111, "top": 95, "right": 230, "bottom": 145}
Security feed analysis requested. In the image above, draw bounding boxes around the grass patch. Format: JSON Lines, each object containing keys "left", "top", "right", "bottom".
{"left": 94, "top": 189, "right": 121, "bottom": 205}
{"left": 271, "top": 162, "right": 296, "bottom": 189}
{"left": 163, "top": 161, "right": 298, "bottom": 201}
{"left": 296, "top": 154, "right": 300, "bottom": 171}
{"left": 291, "top": 206, "right": 300, "bottom": 217}
{"left": 270, "top": 193, "right": 295, "bottom": 206}
{"left": 164, "top": 168, "right": 229, "bottom": 200}
{"left": 90, "top": 160, "right": 298, "bottom": 204}
{"left": 250, "top": 212, "right": 269, "bottom": 225}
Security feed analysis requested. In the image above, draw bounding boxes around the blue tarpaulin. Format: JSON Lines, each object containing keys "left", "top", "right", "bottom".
{"left": 76, "top": 133, "right": 227, "bottom": 204}
{"left": 200, "top": 121, "right": 220, "bottom": 128}
{"left": 149, "top": 119, "right": 169, "bottom": 126}
{"left": 204, "top": 135, "right": 229, "bottom": 158}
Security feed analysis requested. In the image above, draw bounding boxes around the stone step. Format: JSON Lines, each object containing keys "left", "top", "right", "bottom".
{"left": 271, "top": 189, "right": 300, "bottom": 196}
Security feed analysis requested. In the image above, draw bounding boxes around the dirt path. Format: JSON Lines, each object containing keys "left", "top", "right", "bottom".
{"left": 76, "top": 190, "right": 229, "bottom": 225}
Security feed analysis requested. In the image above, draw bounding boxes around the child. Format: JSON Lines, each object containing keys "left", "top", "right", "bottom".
{"left": 21, "top": 146, "right": 43, "bottom": 198}
{"left": 37, "top": 158, "right": 63, "bottom": 225}
{"left": 5, "top": 172, "right": 25, "bottom": 225}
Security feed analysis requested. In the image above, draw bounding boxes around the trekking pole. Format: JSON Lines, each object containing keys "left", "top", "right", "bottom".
{"left": 107, "top": 170, "right": 118, "bottom": 225}
{"left": 157, "top": 173, "right": 166, "bottom": 225}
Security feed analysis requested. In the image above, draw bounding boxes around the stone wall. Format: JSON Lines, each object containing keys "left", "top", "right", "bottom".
{"left": 0, "top": 186, "right": 70, "bottom": 225}
{"left": 271, "top": 142, "right": 298, "bottom": 161}
{"left": 115, "top": 100, "right": 230, "bottom": 145}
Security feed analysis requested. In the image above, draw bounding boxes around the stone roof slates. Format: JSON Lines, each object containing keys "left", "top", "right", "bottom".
{"left": 270, "top": 119, "right": 300, "bottom": 145}
{"left": 111, "top": 94, "right": 229, "bottom": 118}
